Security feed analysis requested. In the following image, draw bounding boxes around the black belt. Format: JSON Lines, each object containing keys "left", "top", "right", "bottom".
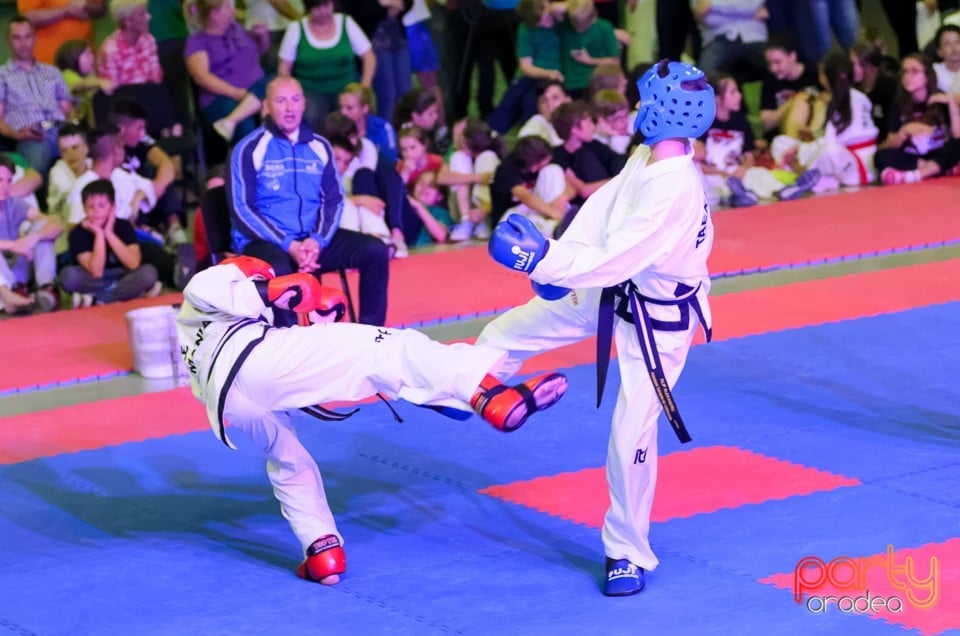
{"left": 596, "top": 281, "right": 711, "bottom": 444}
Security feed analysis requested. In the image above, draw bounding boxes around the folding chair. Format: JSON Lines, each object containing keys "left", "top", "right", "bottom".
{"left": 199, "top": 185, "right": 357, "bottom": 322}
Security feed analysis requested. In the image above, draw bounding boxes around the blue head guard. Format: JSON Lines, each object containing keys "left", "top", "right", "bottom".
{"left": 634, "top": 60, "right": 716, "bottom": 145}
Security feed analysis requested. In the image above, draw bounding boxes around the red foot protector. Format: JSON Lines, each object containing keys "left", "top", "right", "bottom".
{"left": 760, "top": 538, "right": 959, "bottom": 635}
{"left": 479, "top": 446, "right": 861, "bottom": 526}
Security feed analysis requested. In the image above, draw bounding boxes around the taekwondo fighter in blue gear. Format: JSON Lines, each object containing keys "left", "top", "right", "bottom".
{"left": 481, "top": 60, "right": 716, "bottom": 596}
{"left": 176, "top": 255, "right": 567, "bottom": 585}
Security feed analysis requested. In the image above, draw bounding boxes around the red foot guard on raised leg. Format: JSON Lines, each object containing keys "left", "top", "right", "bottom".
{"left": 296, "top": 535, "right": 346, "bottom": 585}
{"left": 471, "top": 373, "right": 568, "bottom": 432}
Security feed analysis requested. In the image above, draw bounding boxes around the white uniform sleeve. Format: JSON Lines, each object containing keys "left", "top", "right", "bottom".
{"left": 345, "top": 16, "right": 372, "bottom": 56}
{"left": 66, "top": 172, "right": 97, "bottom": 224}
{"left": 278, "top": 20, "right": 303, "bottom": 62}
{"left": 530, "top": 151, "right": 683, "bottom": 289}
{"left": 182, "top": 264, "right": 270, "bottom": 321}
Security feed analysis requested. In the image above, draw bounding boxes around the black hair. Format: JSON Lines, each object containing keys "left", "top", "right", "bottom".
{"left": 823, "top": 53, "right": 854, "bottom": 134}
{"left": 81, "top": 178, "right": 116, "bottom": 205}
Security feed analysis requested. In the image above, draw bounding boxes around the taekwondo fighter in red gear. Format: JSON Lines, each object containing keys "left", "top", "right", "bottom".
{"left": 176, "top": 255, "right": 568, "bottom": 585}
{"left": 480, "top": 60, "right": 716, "bottom": 597}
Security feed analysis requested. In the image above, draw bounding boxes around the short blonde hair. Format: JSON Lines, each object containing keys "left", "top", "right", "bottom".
{"left": 567, "top": 0, "right": 597, "bottom": 28}
{"left": 110, "top": 0, "right": 147, "bottom": 24}
{"left": 341, "top": 82, "right": 375, "bottom": 111}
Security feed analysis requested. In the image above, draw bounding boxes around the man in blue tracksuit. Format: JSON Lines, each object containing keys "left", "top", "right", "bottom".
{"left": 230, "top": 76, "right": 390, "bottom": 326}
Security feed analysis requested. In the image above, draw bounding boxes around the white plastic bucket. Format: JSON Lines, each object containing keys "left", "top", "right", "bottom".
{"left": 126, "top": 305, "right": 187, "bottom": 380}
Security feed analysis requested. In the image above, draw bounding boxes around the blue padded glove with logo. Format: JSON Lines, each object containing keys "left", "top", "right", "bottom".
{"left": 488, "top": 215, "right": 548, "bottom": 274}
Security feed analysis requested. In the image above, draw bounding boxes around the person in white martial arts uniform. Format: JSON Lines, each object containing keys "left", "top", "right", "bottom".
{"left": 480, "top": 59, "right": 716, "bottom": 597}
{"left": 177, "top": 255, "right": 568, "bottom": 586}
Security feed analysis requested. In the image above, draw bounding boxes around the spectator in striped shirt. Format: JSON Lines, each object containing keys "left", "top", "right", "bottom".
{"left": 0, "top": 15, "right": 73, "bottom": 176}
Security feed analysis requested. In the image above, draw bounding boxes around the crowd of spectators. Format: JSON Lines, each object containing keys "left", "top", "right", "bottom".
{"left": 1, "top": 0, "right": 959, "bottom": 318}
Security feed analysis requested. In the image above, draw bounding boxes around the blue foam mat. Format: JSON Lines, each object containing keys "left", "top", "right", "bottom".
{"left": 1, "top": 303, "right": 959, "bottom": 635}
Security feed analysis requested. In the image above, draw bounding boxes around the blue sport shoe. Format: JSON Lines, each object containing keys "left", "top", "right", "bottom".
{"left": 604, "top": 558, "right": 645, "bottom": 596}
{"left": 726, "top": 176, "right": 758, "bottom": 208}
{"left": 777, "top": 168, "right": 821, "bottom": 201}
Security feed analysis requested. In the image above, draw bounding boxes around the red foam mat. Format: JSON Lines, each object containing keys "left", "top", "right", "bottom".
{"left": 708, "top": 180, "right": 960, "bottom": 275}
{"left": 0, "top": 387, "right": 205, "bottom": 464}
{"left": 3, "top": 257, "right": 960, "bottom": 395}
{"left": 479, "top": 446, "right": 860, "bottom": 525}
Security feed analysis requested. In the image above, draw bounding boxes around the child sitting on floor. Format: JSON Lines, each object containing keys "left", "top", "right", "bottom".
{"left": 407, "top": 171, "right": 453, "bottom": 246}
{"left": 0, "top": 156, "right": 63, "bottom": 314}
{"left": 694, "top": 72, "right": 820, "bottom": 208}
{"left": 59, "top": 179, "right": 159, "bottom": 306}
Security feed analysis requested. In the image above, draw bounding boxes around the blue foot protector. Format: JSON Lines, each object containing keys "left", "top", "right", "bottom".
{"left": 603, "top": 558, "right": 645, "bottom": 596}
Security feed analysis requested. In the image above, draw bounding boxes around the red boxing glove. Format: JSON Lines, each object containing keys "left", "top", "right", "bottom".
{"left": 266, "top": 273, "right": 347, "bottom": 323}
{"left": 220, "top": 255, "right": 275, "bottom": 280}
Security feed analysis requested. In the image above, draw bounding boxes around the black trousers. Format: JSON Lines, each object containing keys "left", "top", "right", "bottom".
{"left": 656, "top": 0, "right": 701, "bottom": 62}
{"left": 242, "top": 229, "right": 390, "bottom": 327}
{"left": 875, "top": 139, "right": 960, "bottom": 173}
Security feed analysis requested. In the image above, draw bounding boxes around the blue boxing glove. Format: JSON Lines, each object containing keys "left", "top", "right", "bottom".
{"left": 532, "top": 281, "right": 570, "bottom": 301}
{"left": 488, "top": 215, "right": 549, "bottom": 274}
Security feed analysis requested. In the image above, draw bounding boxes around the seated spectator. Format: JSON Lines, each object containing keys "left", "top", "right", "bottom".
{"left": 97, "top": 0, "right": 163, "bottom": 88}
{"left": 934, "top": 24, "right": 960, "bottom": 95}
{"left": 185, "top": 0, "right": 270, "bottom": 142}
{"left": 0, "top": 16, "right": 73, "bottom": 176}
{"left": 59, "top": 178, "right": 159, "bottom": 306}
{"left": 556, "top": 0, "right": 622, "bottom": 99}
{"left": 407, "top": 171, "right": 451, "bottom": 246}
{"left": 584, "top": 62, "right": 626, "bottom": 102}
{"left": 396, "top": 123, "right": 443, "bottom": 188}
{"left": 487, "top": 0, "right": 565, "bottom": 135}
{"left": 693, "top": 0, "right": 767, "bottom": 82}
{"left": 591, "top": 89, "right": 631, "bottom": 154}
{"left": 695, "top": 73, "right": 819, "bottom": 207}
{"left": 489, "top": 135, "right": 572, "bottom": 236}
{"left": 771, "top": 53, "right": 879, "bottom": 190}
{"left": 517, "top": 79, "right": 570, "bottom": 146}
{"left": 327, "top": 128, "right": 392, "bottom": 248}
{"left": 324, "top": 111, "right": 410, "bottom": 257}
{"left": 445, "top": 118, "right": 504, "bottom": 242}
{"left": 760, "top": 34, "right": 820, "bottom": 140}
{"left": 230, "top": 76, "right": 390, "bottom": 326}
{"left": 65, "top": 124, "right": 189, "bottom": 290}
{"left": 550, "top": 100, "right": 625, "bottom": 205}
{"left": 278, "top": 0, "right": 375, "bottom": 130}
{"left": 47, "top": 123, "right": 90, "bottom": 256}
{"left": 339, "top": 82, "right": 399, "bottom": 165}
{"left": 1, "top": 151, "right": 43, "bottom": 209}
{"left": 393, "top": 87, "right": 443, "bottom": 151}
{"left": 66, "top": 124, "right": 156, "bottom": 226}
{"left": 850, "top": 37, "right": 899, "bottom": 141}
{"left": 0, "top": 154, "right": 62, "bottom": 313}
{"left": 54, "top": 39, "right": 112, "bottom": 126}
{"left": 110, "top": 98, "right": 185, "bottom": 245}
{"left": 876, "top": 53, "right": 960, "bottom": 184}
